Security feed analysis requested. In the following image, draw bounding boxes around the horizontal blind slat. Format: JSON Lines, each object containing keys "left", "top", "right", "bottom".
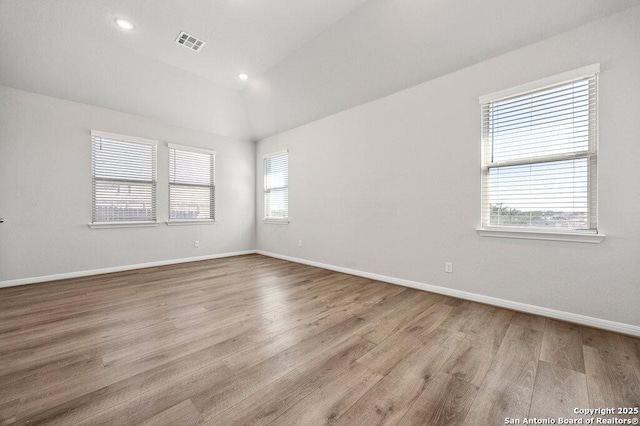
{"left": 169, "top": 147, "right": 215, "bottom": 220}
{"left": 264, "top": 152, "right": 289, "bottom": 219}
{"left": 92, "top": 133, "right": 157, "bottom": 223}
{"left": 480, "top": 72, "right": 597, "bottom": 232}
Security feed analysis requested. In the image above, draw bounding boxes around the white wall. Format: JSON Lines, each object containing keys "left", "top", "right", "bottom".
{"left": 256, "top": 8, "right": 640, "bottom": 328}
{"left": 0, "top": 86, "right": 255, "bottom": 283}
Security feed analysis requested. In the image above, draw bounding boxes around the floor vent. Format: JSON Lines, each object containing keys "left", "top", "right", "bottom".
{"left": 175, "top": 31, "right": 206, "bottom": 52}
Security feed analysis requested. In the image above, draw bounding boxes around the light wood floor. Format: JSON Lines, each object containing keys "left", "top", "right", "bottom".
{"left": 0, "top": 254, "right": 638, "bottom": 425}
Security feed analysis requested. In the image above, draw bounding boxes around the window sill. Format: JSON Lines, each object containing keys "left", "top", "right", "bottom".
{"left": 89, "top": 221, "right": 159, "bottom": 229}
{"left": 477, "top": 228, "right": 604, "bottom": 244}
{"left": 166, "top": 219, "right": 217, "bottom": 226}
{"left": 263, "top": 218, "right": 290, "bottom": 225}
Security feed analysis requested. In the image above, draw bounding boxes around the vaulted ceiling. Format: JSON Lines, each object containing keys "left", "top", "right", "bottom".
{"left": 1, "top": 0, "right": 638, "bottom": 141}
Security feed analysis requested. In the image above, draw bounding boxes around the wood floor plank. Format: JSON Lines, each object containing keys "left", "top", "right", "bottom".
{"left": 441, "top": 337, "right": 497, "bottom": 388}
{"left": 582, "top": 326, "right": 640, "bottom": 358}
{"left": 360, "top": 291, "right": 442, "bottom": 344}
{"left": 466, "top": 306, "right": 515, "bottom": 353}
{"left": 100, "top": 310, "right": 269, "bottom": 367}
{"left": 102, "top": 316, "right": 270, "bottom": 371}
{"left": 269, "top": 363, "right": 383, "bottom": 425}
{"left": 177, "top": 299, "right": 284, "bottom": 330}
{"left": 583, "top": 345, "right": 640, "bottom": 408}
{"left": 353, "top": 288, "right": 427, "bottom": 324}
{"left": 0, "top": 322, "right": 179, "bottom": 399}
{"left": 14, "top": 316, "right": 274, "bottom": 422}
{"left": 335, "top": 328, "right": 465, "bottom": 425}
{"left": 121, "top": 304, "right": 208, "bottom": 329}
{"left": 72, "top": 327, "right": 369, "bottom": 425}
{"left": 529, "top": 361, "right": 589, "bottom": 420}
{"left": 462, "top": 386, "right": 528, "bottom": 426}
{"left": 72, "top": 364, "right": 232, "bottom": 426}
{"left": 511, "top": 312, "right": 546, "bottom": 331}
{"left": 0, "top": 349, "right": 103, "bottom": 405}
{"left": 481, "top": 324, "right": 542, "bottom": 394}
{"left": 16, "top": 345, "right": 233, "bottom": 424}
{"left": 207, "top": 336, "right": 375, "bottom": 426}
{"left": 0, "top": 316, "right": 129, "bottom": 355}
{"left": 0, "top": 398, "right": 20, "bottom": 426}
{"left": 464, "top": 324, "right": 542, "bottom": 425}
{"left": 352, "top": 282, "right": 408, "bottom": 307}
{"left": 439, "top": 300, "right": 488, "bottom": 333}
{"left": 618, "top": 334, "right": 639, "bottom": 357}
{"left": 193, "top": 316, "right": 372, "bottom": 420}
{"left": 540, "top": 319, "right": 585, "bottom": 373}
{"left": 223, "top": 302, "right": 367, "bottom": 371}
{"left": 356, "top": 302, "right": 453, "bottom": 375}
{"left": 0, "top": 288, "right": 136, "bottom": 335}
{"left": 137, "top": 399, "right": 203, "bottom": 426}
{"left": 1, "top": 284, "right": 207, "bottom": 324}
{"left": 397, "top": 371, "right": 478, "bottom": 426}
{"left": 0, "top": 318, "right": 168, "bottom": 372}
{"left": 7, "top": 285, "right": 206, "bottom": 327}
{"left": 0, "top": 318, "right": 131, "bottom": 375}
{"left": 260, "top": 293, "right": 355, "bottom": 324}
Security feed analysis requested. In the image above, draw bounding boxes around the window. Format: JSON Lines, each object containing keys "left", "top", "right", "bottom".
{"left": 480, "top": 64, "right": 599, "bottom": 238}
{"left": 169, "top": 144, "right": 215, "bottom": 221}
{"left": 91, "top": 131, "right": 157, "bottom": 224}
{"left": 264, "top": 150, "right": 289, "bottom": 222}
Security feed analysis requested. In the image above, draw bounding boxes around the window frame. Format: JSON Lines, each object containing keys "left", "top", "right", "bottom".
{"left": 167, "top": 143, "right": 216, "bottom": 225}
{"left": 263, "top": 149, "right": 289, "bottom": 224}
{"left": 89, "top": 130, "right": 158, "bottom": 228}
{"left": 477, "top": 64, "right": 604, "bottom": 243}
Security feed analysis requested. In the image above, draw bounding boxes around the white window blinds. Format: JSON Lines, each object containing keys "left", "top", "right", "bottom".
{"left": 480, "top": 65, "right": 598, "bottom": 233}
{"left": 169, "top": 144, "right": 215, "bottom": 221}
{"left": 92, "top": 131, "right": 157, "bottom": 223}
{"left": 264, "top": 150, "right": 289, "bottom": 221}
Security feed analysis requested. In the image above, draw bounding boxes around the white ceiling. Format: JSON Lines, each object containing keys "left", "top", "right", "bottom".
{"left": 0, "top": 0, "right": 369, "bottom": 90}
{"left": 1, "top": 0, "right": 638, "bottom": 140}
{"left": 243, "top": 0, "right": 640, "bottom": 139}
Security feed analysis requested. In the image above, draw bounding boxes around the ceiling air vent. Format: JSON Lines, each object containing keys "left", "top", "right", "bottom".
{"left": 175, "top": 31, "right": 206, "bottom": 52}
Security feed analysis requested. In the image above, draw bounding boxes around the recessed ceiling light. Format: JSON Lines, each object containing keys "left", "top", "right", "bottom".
{"left": 116, "top": 19, "right": 134, "bottom": 30}
{"left": 238, "top": 73, "right": 249, "bottom": 81}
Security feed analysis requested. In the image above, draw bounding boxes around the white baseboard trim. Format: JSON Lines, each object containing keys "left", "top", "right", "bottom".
{"left": 0, "top": 250, "right": 258, "bottom": 289}
{"left": 256, "top": 250, "right": 640, "bottom": 337}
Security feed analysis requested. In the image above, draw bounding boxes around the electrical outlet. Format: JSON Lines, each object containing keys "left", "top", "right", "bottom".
{"left": 298, "top": 240, "right": 303, "bottom": 247}
{"left": 445, "top": 262, "right": 453, "bottom": 273}
{"left": 194, "top": 240, "right": 200, "bottom": 248}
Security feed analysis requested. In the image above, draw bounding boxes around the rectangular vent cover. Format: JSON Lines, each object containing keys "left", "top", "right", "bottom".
{"left": 175, "top": 31, "right": 206, "bottom": 52}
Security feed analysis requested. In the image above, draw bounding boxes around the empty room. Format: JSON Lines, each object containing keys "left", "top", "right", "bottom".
{"left": 1, "top": 0, "right": 639, "bottom": 425}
